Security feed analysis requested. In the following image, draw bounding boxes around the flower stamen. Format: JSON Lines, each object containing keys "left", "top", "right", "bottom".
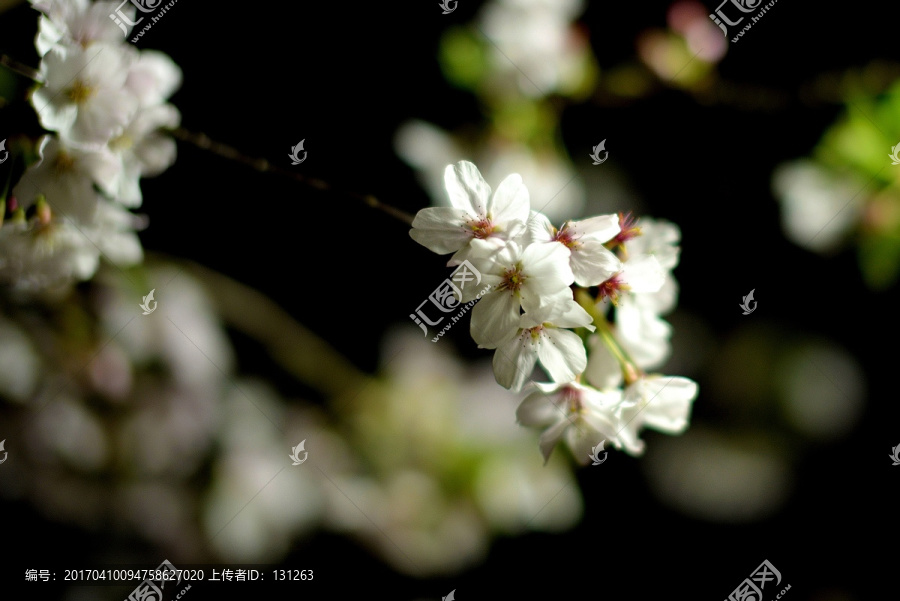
{"left": 596, "top": 273, "right": 630, "bottom": 306}
{"left": 67, "top": 80, "right": 94, "bottom": 104}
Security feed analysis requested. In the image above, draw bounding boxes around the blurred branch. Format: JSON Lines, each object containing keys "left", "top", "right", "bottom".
{"left": 594, "top": 61, "right": 900, "bottom": 111}
{"left": 0, "top": 54, "right": 42, "bottom": 83}
{"left": 168, "top": 127, "right": 415, "bottom": 226}
{"left": 155, "top": 256, "right": 369, "bottom": 398}
{"left": 0, "top": 0, "right": 26, "bottom": 16}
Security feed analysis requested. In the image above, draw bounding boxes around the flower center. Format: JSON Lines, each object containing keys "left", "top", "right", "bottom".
{"left": 109, "top": 133, "right": 134, "bottom": 152}
{"left": 53, "top": 152, "right": 77, "bottom": 176}
{"left": 558, "top": 385, "right": 583, "bottom": 413}
{"left": 467, "top": 217, "right": 495, "bottom": 239}
{"left": 610, "top": 211, "right": 641, "bottom": 247}
{"left": 596, "top": 273, "right": 630, "bottom": 306}
{"left": 526, "top": 325, "right": 545, "bottom": 341}
{"left": 67, "top": 80, "right": 94, "bottom": 104}
{"left": 499, "top": 265, "right": 526, "bottom": 293}
{"left": 553, "top": 223, "right": 581, "bottom": 250}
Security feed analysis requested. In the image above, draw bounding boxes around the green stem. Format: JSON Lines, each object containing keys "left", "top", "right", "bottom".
{"left": 574, "top": 287, "right": 641, "bottom": 384}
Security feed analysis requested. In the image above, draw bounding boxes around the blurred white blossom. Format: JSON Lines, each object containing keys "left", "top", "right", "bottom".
{"left": 1, "top": 0, "right": 182, "bottom": 294}
{"left": 478, "top": 0, "right": 589, "bottom": 97}
{"left": 395, "top": 121, "right": 586, "bottom": 223}
{"left": 32, "top": 0, "right": 134, "bottom": 56}
{"left": 324, "top": 328, "right": 582, "bottom": 575}
{"left": 772, "top": 160, "right": 864, "bottom": 253}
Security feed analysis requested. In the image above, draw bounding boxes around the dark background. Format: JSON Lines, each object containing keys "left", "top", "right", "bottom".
{"left": 3, "top": 0, "right": 899, "bottom": 598}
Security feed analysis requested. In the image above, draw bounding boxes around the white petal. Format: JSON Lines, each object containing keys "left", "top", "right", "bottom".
{"left": 621, "top": 255, "right": 665, "bottom": 293}
{"left": 468, "top": 237, "right": 520, "bottom": 268}
{"left": 524, "top": 210, "right": 554, "bottom": 244}
{"left": 456, "top": 236, "right": 515, "bottom": 271}
{"left": 410, "top": 207, "right": 472, "bottom": 254}
{"left": 616, "top": 296, "right": 672, "bottom": 369}
{"left": 133, "top": 133, "right": 177, "bottom": 179}
{"left": 613, "top": 409, "right": 646, "bottom": 456}
{"left": 640, "top": 376, "right": 698, "bottom": 433}
{"left": 444, "top": 161, "right": 491, "bottom": 215}
{"left": 470, "top": 289, "right": 520, "bottom": 348}
{"left": 488, "top": 173, "right": 530, "bottom": 225}
{"left": 32, "top": 93, "right": 78, "bottom": 136}
{"left": 565, "top": 417, "right": 616, "bottom": 464}
{"left": 493, "top": 334, "right": 538, "bottom": 392}
{"left": 126, "top": 51, "right": 183, "bottom": 107}
{"left": 539, "top": 418, "right": 573, "bottom": 464}
{"left": 520, "top": 298, "right": 593, "bottom": 331}
{"left": 82, "top": 149, "right": 124, "bottom": 198}
{"left": 537, "top": 329, "right": 586, "bottom": 384}
{"left": 571, "top": 239, "right": 622, "bottom": 287}
{"left": 554, "top": 299, "right": 594, "bottom": 330}
{"left": 584, "top": 334, "right": 623, "bottom": 390}
{"left": 627, "top": 219, "right": 681, "bottom": 270}
{"left": 519, "top": 243, "right": 574, "bottom": 311}
{"left": 516, "top": 384, "right": 565, "bottom": 426}
{"left": 70, "top": 90, "right": 138, "bottom": 146}
{"left": 522, "top": 241, "right": 574, "bottom": 285}
{"left": 571, "top": 214, "right": 620, "bottom": 241}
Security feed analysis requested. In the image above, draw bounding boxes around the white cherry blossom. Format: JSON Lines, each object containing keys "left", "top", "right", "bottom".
{"left": 615, "top": 375, "right": 699, "bottom": 456}
{"left": 527, "top": 211, "right": 622, "bottom": 286}
{"left": 410, "top": 160, "right": 529, "bottom": 263}
{"left": 105, "top": 104, "right": 180, "bottom": 206}
{"left": 516, "top": 381, "right": 622, "bottom": 464}
{"left": 623, "top": 218, "right": 681, "bottom": 271}
{"left": 125, "top": 50, "right": 183, "bottom": 109}
{"left": 33, "top": 42, "right": 138, "bottom": 147}
{"left": 595, "top": 254, "right": 665, "bottom": 307}
{"left": 609, "top": 218, "right": 682, "bottom": 368}
{"left": 13, "top": 136, "right": 121, "bottom": 223}
{"left": 32, "top": 0, "right": 135, "bottom": 56}
{"left": 492, "top": 298, "right": 593, "bottom": 392}
{"left": 464, "top": 239, "right": 574, "bottom": 348}
{"left": 0, "top": 215, "right": 98, "bottom": 293}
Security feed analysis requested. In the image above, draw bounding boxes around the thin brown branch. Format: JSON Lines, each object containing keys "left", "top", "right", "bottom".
{"left": 168, "top": 127, "right": 415, "bottom": 226}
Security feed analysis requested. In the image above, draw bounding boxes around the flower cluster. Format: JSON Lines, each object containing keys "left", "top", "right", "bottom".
{"left": 0, "top": 0, "right": 181, "bottom": 293}
{"left": 411, "top": 161, "right": 699, "bottom": 463}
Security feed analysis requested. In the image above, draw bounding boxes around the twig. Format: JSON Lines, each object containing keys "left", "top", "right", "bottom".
{"left": 0, "top": 54, "right": 43, "bottom": 84}
{"left": 167, "top": 127, "right": 415, "bottom": 226}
